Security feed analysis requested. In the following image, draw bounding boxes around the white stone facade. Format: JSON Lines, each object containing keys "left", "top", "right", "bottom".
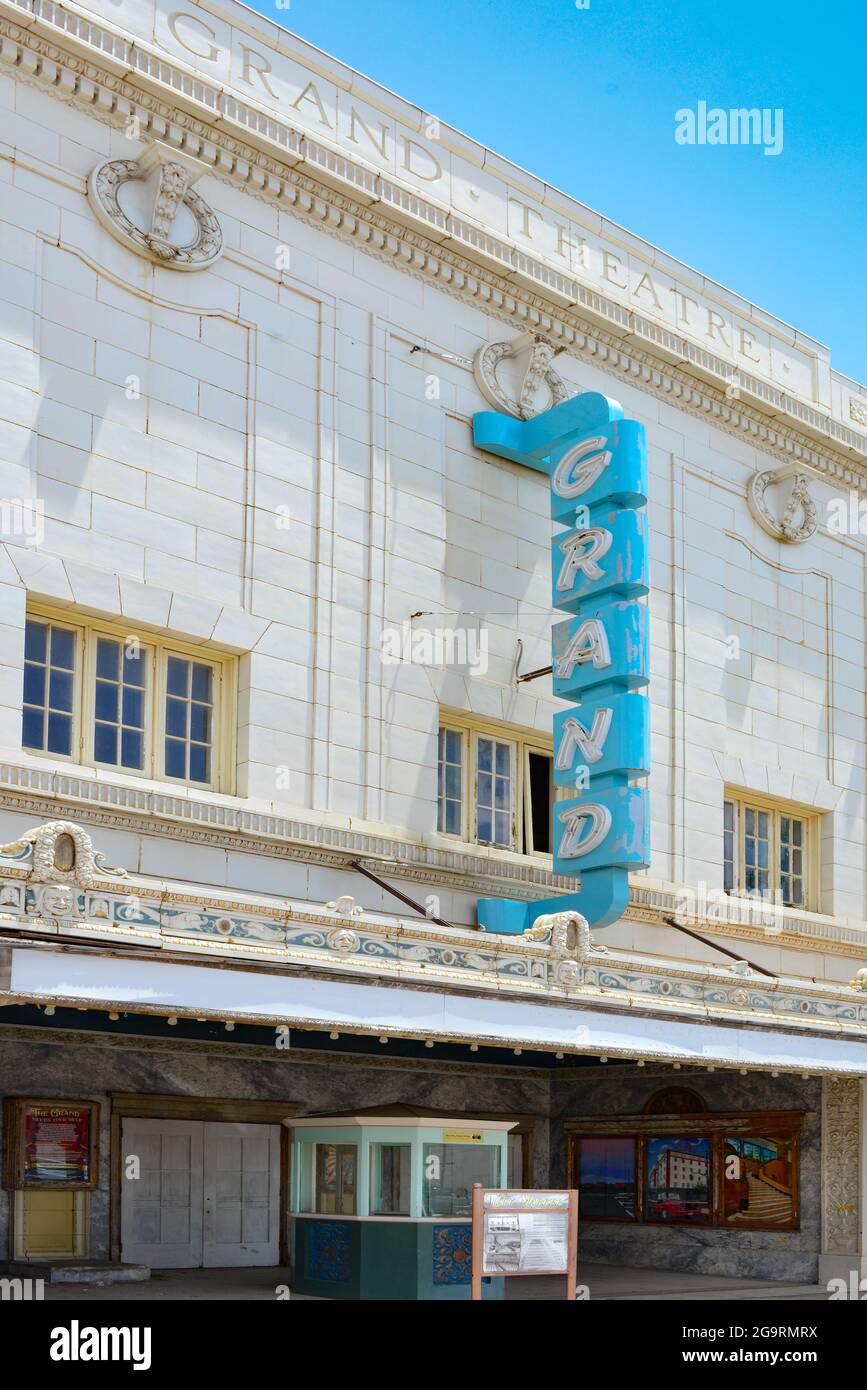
{"left": 1, "top": 0, "right": 867, "bottom": 1283}
{"left": 0, "top": 0, "right": 866, "bottom": 971}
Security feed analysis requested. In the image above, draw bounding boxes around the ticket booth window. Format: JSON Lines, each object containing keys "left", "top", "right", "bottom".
{"left": 314, "top": 1143, "right": 357, "bottom": 1215}
{"left": 422, "top": 1143, "right": 500, "bottom": 1217}
{"left": 370, "top": 1143, "right": 411, "bottom": 1216}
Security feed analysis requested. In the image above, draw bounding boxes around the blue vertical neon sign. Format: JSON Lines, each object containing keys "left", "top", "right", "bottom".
{"left": 472, "top": 391, "right": 650, "bottom": 931}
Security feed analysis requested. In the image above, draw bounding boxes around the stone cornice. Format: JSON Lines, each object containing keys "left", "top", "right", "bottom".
{"left": 2, "top": 2, "right": 867, "bottom": 489}
{"left": 1, "top": 767, "right": 865, "bottom": 957}
{"left": 4, "top": 822, "right": 867, "bottom": 1048}
{"left": 1, "top": 765, "right": 866, "bottom": 959}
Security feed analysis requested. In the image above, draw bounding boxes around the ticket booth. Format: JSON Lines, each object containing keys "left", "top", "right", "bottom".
{"left": 288, "top": 1106, "right": 515, "bottom": 1300}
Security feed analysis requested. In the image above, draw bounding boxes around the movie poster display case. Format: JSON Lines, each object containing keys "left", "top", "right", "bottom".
{"left": 4, "top": 1098, "right": 100, "bottom": 1190}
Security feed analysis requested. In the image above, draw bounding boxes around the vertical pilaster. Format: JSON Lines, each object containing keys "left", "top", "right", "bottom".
{"left": 819, "top": 1076, "right": 864, "bottom": 1286}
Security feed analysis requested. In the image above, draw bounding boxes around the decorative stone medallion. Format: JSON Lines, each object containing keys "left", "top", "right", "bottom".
{"left": 87, "top": 142, "right": 223, "bottom": 271}
{"left": 473, "top": 331, "right": 571, "bottom": 419}
{"left": 747, "top": 467, "right": 818, "bottom": 543}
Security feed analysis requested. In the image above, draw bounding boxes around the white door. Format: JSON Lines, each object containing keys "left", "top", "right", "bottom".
{"left": 121, "top": 1119, "right": 281, "bottom": 1268}
{"left": 203, "top": 1122, "right": 281, "bottom": 1267}
{"left": 121, "top": 1119, "right": 204, "bottom": 1268}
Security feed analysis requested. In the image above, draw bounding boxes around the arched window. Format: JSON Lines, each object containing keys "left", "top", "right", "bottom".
{"left": 642, "top": 1087, "right": 707, "bottom": 1116}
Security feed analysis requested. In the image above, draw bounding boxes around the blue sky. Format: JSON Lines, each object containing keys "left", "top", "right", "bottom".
{"left": 240, "top": 0, "right": 866, "bottom": 385}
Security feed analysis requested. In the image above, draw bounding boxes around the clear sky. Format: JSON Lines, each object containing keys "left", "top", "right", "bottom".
{"left": 239, "top": 0, "right": 866, "bottom": 385}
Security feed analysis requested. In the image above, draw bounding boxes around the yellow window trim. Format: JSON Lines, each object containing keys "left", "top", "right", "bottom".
{"left": 438, "top": 709, "right": 554, "bottom": 858}
{"left": 25, "top": 603, "right": 237, "bottom": 795}
{"left": 724, "top": 787, "right": 820, "bottom": 913}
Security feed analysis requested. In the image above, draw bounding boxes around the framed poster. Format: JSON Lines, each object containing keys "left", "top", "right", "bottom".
{"left": 722, "top": 1135, "right": 798, "bottom": 1228}
{"left": 645, "top": 1136, "right": 711, "bottom": 1224}
{"left": 575, "top": 1136, "right": 637, "bottom": 1221}
{"left": 4, "top": 1098, "right": 99, "bottom": 1189}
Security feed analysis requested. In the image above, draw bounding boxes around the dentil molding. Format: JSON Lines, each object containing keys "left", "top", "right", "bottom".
{"left": 1, "top": 6, "right": 867, "bottom": 493}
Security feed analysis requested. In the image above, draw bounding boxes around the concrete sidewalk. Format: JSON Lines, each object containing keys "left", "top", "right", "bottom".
{"left": 40, "top": 1263, "right": 828, "bottom": 1301}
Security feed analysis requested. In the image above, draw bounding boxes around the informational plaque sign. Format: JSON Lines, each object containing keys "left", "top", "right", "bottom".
{"left": 4, "top": 1098, "right": 99, "bottom": 1188}
{"left": 471, "top": 1186, "right": 579, "bottom": 1300}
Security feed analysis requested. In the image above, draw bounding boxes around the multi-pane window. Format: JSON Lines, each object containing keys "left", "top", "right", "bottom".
{"left": 21, "top": 612, "right": 229, "bottom": 791}
{"left": 437, "top": 727, "right": 463, "bottom": 836}
{"left": 723, "top": 795, "right": 814, "bottom": 910}
{"left": 436, "top": 717, "right": 554, "bottom": 855}
{"left": 743, "top": 804, "right": 771, "bottom": 897}
{"left": 476, "top": 735, "right": 513, "bottom": 848}
{"left": 779, "top": 814, "right": 806, "bottom": 907}
{"left": 22, "top": 619, "right": 76, "bottom": 756}
{"left": 165, "top": 657, "right": 214, "bottom": 785}
{"left": 94, "top": 637, "right": 147, "bottom": 771}
{"left": 723, "top": 798, "right": 736, "bottom": 892}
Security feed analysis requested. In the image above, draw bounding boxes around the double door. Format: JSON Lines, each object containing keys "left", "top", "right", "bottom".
{"left": 121, "top": 1119, "right": 281, "bottom": 1267}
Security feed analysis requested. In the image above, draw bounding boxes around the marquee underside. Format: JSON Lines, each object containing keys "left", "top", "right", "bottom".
{"left": 4, "top": 947, "right": 867, "bottom": 1076}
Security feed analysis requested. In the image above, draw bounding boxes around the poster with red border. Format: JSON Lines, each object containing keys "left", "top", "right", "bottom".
{"left": 3, "top": 1099, "right": 99, "bottom": 1188}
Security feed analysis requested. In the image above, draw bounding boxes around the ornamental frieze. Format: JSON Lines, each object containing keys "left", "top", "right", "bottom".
{"left": 3, "top": 820, "right": 867, "bottom": 1037}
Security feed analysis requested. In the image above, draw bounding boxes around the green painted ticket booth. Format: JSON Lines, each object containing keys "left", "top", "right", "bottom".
{"left": 288, "top": 1106, "right": 515, "bottom": 1300}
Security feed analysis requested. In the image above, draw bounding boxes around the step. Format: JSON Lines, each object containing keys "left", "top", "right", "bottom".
{"left": 2, "top": 1260, "right": 151, "bottom": 1286}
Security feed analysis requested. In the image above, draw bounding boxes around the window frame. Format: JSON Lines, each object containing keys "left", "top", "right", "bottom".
{"left": 314, "top": 1142, "right": 357, "bottom": 1217}
{"left": 22, "top": 614, "right": 84, "bottom": 766}
{"left": 85, "top": 628, "right": 157, "bottom": 780}
{"left": 155, "top": 647, "right": 221, "bottom": 789}
{"left": 368, "top": 1141, "right": 412, "bottom": 1218}
{"left": 23, "top": 606, "right": 235, "bottom": 794}
{"left": 436, "top": 710, "right": 554, "bottom": 858}
{"left": 437, "top": 725, "right": 467, "bottom": 840}
{"left": 723, "top": 790, "right": 818, "bottom": 913}
{"left": 472, "top": 727, "right": 518, "bottom": 851}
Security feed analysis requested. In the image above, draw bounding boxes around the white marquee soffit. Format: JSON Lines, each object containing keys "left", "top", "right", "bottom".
{"left": 6, "top": 948, "right": 867, "bottom": 1076}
